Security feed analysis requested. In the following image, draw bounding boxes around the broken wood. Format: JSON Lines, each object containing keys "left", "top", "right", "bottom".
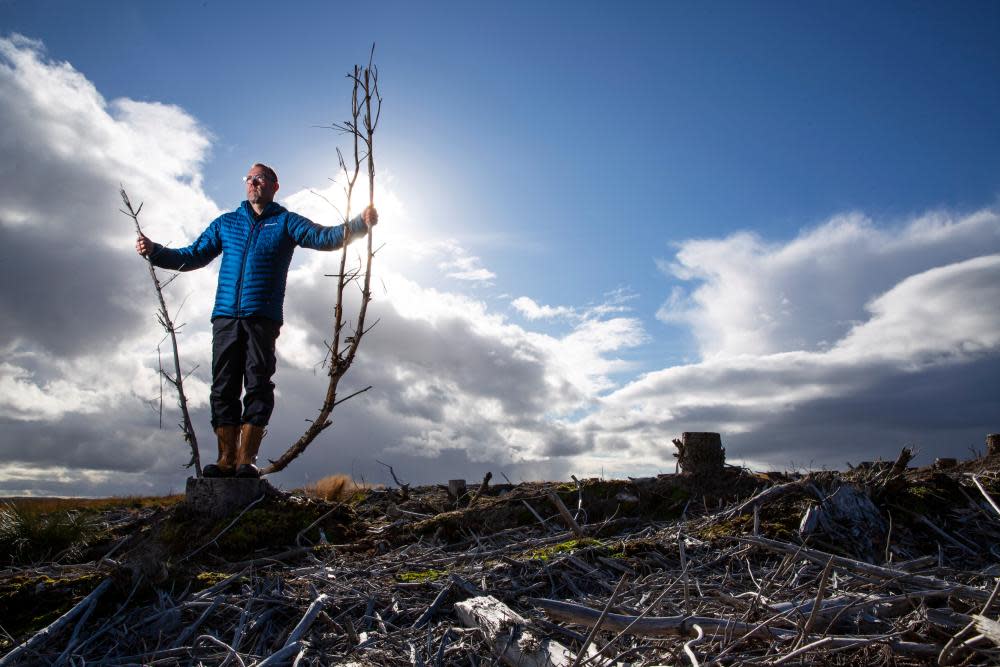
{"left": 531, "top": 597, "right": 938, "bottom": 657}
{"left": 455, "top": 595, "right": 576, "bottom": 667}
{"left": 739, "top": 535, "right": 992, "bottom": 602}
{"left": 467, "top": 471, "right": 493, "bottom": 508}
{"left": 549, "top": 492, "right": 585, "bottom": 537}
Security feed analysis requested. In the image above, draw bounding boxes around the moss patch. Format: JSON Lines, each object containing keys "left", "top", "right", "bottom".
{"left": 154, "top": 496, "right": 362, "bottom": 562}
{"left": 194, "top": 571, "right": 236, "bottom": 589}
{"left": 0, "top": 572, "right": 104, "bottom": 648}
{"left": 397, "top": 569, "right": 446, "bottom": 583}
{"left": 524, "top": 537, "right": 602, "bottom": 561}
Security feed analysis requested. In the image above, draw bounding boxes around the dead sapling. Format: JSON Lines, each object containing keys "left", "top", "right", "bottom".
{"left": 264, "top": 49, "right": 382, "bottom": 475}
{"left": 120, "top": 186, "right": 202, "bottom": 476}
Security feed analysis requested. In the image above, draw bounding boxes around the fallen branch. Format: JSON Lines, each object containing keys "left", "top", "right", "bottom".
{"left": 455, "top": 595, "right": 577, "bottom": 667}
{"left": 549, "top": 492, "right": 585, "bottom": 537}
{"left": 738, "top": 535, "right": 992, "bottom": 602}
{"left": 531, "top": 597, "right": 938, "bottom": 657}
{"left": 284, "top": 594, "right": 328, "bottom": 647}
{"left": 0, "top": 578, "right": 112, "bottom": 667}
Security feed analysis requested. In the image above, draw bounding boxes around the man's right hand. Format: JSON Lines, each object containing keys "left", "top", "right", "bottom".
{"left": 136, "top": 234, "right": 154, "bottom": 257}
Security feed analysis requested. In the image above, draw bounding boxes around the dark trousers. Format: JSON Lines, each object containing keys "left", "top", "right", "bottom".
{"left": 211, "top": 317, "right": 281, "bottom": 428}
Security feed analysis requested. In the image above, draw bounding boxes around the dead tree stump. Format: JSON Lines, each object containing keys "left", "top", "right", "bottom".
{"left": 448, "top": 479, "right": 467, "bottom": 499}
{"left": 673, "top": 432, "right": 726, "bottom": 477}
{"left": 184, "top": 477, "right": 277, "bottom": 518}
{"left": 987, "top": 433, "right": 1000, "bottom": 457}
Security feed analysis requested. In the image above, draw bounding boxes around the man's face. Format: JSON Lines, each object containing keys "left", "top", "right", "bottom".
{"left": 245, "top": 166, "right": 279, "bottom": 206}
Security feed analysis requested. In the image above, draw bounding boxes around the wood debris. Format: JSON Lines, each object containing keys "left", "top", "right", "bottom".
{"left": 1, "top": 454, "right": 999, "bottom": 666}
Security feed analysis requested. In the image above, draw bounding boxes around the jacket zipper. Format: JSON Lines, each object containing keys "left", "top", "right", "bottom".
{"left": 235, "top": 208, "right": 265, "bottom": 318}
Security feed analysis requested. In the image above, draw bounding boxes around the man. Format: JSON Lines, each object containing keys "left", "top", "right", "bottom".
{"left": 136, "top": 163, "right": 378, "bottom": 478}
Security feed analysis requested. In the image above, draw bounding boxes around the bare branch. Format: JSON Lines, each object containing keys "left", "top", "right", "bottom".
{"left": 122, "top": 186, "right": 201, "bottom": 476}
{"left": 264, "top": 50, "right": 381, "bottom": 475}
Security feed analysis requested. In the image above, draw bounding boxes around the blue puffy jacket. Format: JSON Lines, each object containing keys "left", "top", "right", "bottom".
{"left": 148, "top": 201, "right": 368, "bottom": 323}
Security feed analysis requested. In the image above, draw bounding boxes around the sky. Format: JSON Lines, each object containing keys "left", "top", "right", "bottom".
{"left": 0, "top": 1, "right": 998, "bottom": 496}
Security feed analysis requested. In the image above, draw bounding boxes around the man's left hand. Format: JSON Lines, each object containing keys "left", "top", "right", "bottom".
{"left": 363, "top": 205, "right": 379, "bottom": 228}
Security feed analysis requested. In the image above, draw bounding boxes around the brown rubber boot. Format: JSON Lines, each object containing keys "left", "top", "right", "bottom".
{"left": 203, "top": 425, "right": 239, "bottom": 477}
{"left": 235, "top": 423, "right": 266, "bottom": 478}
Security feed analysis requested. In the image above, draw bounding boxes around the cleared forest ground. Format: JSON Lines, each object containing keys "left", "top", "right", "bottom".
{"left": 2, "top": 455, "right": 1000, "bottom": 666}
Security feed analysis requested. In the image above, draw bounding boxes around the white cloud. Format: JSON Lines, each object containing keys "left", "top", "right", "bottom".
{"left": 511, "top": 296, "right": 575, "bottom": 320}
{"left": 573, "top": 216, "right": 1000, "bottom": 475}
{"left": 658, "top": 210, "right": 1000, "bottom": 359}
{"left": 0, "top": 34, "right": 220, "bottom": 492}
{"left": 436, "top": 241, "right": 496, "bottom": 284}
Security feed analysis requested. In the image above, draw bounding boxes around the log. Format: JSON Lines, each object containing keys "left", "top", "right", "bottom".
{"left": 531, "top": 597, "right": 781, "bottom": 639}
{"left": 454, "top": 595, "right": 577, "bottom": 666}
{"left": 531, "top": 598, "right": 938, "bottom": 657}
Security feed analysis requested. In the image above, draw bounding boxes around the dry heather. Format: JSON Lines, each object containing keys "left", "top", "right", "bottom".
{"left": 300, "top": 474, "right": 380, "bottom": 502}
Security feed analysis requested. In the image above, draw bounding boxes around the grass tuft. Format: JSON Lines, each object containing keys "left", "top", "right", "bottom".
{"left": 0, "top": 502, "right": 102, "bottom": 565}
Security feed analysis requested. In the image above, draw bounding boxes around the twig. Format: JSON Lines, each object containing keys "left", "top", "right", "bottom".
{"left": 522, "top": 500, "right": 551, "bottom": 531}
{"left": 939, "top": 579, "right": 1000, "bottom": 664}
{"left": 797, "top": 557, "right": 834, "bottom": 645}
{"left": 376, "top": 459, "right": 411, "bottom": 500}
{"left": 413, "top": 582, "right": 454, "bottom": 629}
{"left": 195, "top": 634, "right": 246, "bottom": 667}
{"left": 570, "top": 574, "right": 628, "bottom": 667}
{"left": 738, "top": 535, "right": 992, "bottom": 602}
{"left": 682, "top": 623, "right": 704, "bottom": 667}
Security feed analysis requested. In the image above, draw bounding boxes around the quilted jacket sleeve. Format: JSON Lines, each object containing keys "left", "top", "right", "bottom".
{"left": 287, "top": 213, "right": 368, "bottom": 251}
{"left": 148, "top": 218, "right": 223, "bottom": 271}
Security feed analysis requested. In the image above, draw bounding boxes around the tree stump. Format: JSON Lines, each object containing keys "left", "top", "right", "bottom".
{"left": 673, "top": 432, "right": 726, "bottom": 477}
{"left": 184, "top": 477, "right": 277, "bottom": 518}
{"left": 934, "top": 458, "right": 957, "bottom": 470}
{"left": 987, "top": 434, "right": 1000, "bottom": 457}
{"left": 448, "top": 479, "right": 467, "bottom": 499}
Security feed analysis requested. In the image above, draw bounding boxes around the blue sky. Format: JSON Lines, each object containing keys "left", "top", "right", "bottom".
{"left": 1, "top": 1, "right": 998, "bottom": 495}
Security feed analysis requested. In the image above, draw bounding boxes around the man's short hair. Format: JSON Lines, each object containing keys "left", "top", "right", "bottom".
{"left": 253, "top": 163, "right": 278, "bottom": 183}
